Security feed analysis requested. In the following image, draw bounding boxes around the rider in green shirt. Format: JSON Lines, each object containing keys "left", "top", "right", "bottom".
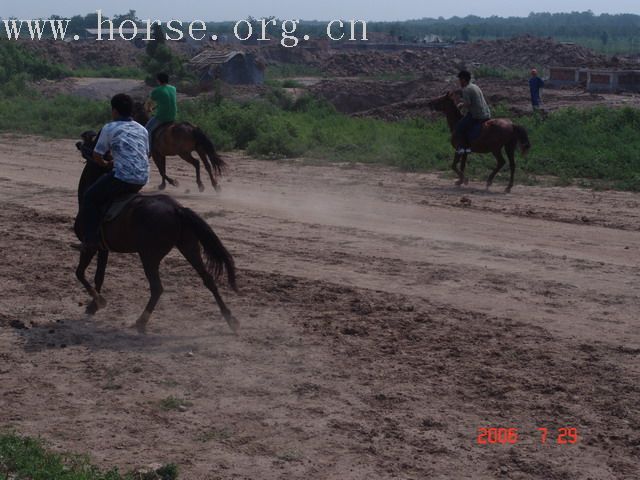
{"left": 146, "top": 72, "right": 177, "bottom": 152}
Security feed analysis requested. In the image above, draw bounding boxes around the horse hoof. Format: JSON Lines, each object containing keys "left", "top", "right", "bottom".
{"left": 133, "top": 311, "right": 151, "bottom": 334}
{"left": 131, "top": 321, "right": 147, "bottom": 335}
{"left": 158, "top": 183, "right": 166, "bottom": 191}
{"left": 505, "top": 187, "right": 512, "bottom": 194}
{"left": 463, "top": 178, "right": 469, "bottom": 185}
{"left": 455, "top": 181, "right": 463, "bottom": 187}
{"left": 213, "top": 184, "right": 221, "bottom": 193}
{"left": 198, "top": 183, "right": 205, "bottom": 193}
{"left": 95, "top": 295, "right": 107, "bottom": 310}
{"left": 170, "top": 179, "right": 180, "bottom": 187}
{"left": 224, "top": 313, "right": 240, "bottom": 335}
{"left": 85, "top": 301, "right": 98, "bottom": 316}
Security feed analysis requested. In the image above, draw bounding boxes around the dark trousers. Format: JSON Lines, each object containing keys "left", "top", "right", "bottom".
{"left": 455, "top": 112, "right": 475, "bottom": 148}
{"left": 81, "top": 172, "right": 142, "bottom": 244}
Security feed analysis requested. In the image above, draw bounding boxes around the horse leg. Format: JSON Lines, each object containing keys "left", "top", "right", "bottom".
{"left": 134, "top": 253, "right": 164, "bottom": 334}
{"left": 460, "top": 152, "right": 469, "bottom": 185}
{"left": 196, "top": 147, "right": 219, "bottom": 191}
{"left": 152, "top": 153, "right": 179, "bottom": 190}
{"left": 505, "top": 143, "right": 516, "bottom": 193}
{"left": 452, "top": 152, "right": 464, "bottom": 186}
{"left": 86, "top": 250, "right": 109, "bottom": 315}
{"left": 486, "top": 150, "right": 506, "bottom": 190}
{"left": 75, "top": 247, "right": 106, "bottom": 315}
{"left": 179, "top": 153, "right": 205, "bottom": 192}
{"left": 151, "top": 153, "right": 168, "bottom": 190}
{"left": 177, "top": 235, "right": 239, "bottom": 334}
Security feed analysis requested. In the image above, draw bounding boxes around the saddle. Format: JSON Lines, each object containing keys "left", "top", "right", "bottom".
{"left": 96, "top": 194, "right": 138, "bottom": 251}
{"left": 468, "top": 119, "right": 490, "bottom": 143}
{"left": 103, "top": 194, "right": 138, "bottom": 223}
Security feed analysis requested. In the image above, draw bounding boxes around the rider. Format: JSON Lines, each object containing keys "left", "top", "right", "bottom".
{"left": 81, "top": 93, "right": 149, "bottom": 250}
{"left": 455, "top": 70, "right": 491, "bottom": 154}
{"left": 146, "top": 72, "right": 177, "bottom": 153}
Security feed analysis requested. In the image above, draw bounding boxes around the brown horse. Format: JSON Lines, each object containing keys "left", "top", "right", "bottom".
{"left": 74, "top": 132, "right": 238, "bottom": 334}
{"left": 428, "top": 91, "right": 531, "bottom": 193}
{"left": 132, "top": 102, "right": 223, "bottom": 192}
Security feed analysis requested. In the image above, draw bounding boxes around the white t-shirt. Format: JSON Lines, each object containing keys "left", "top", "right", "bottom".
{"left": 94, "top": 120, "right": 150, "bottom": 185}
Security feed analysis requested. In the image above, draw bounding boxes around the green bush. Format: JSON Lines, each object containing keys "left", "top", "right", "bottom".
{"left": 0, "top": 92, "right": 109, "bottom": 137}
{"left": 0, "top": 40, "right": 69, "bottom": 82}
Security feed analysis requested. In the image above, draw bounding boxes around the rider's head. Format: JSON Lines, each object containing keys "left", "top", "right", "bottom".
{"left": 457, "top": 70, "right": 471, "bottom": 87}
{"left": 156, "top": 72, "right": 169, "bottom": 85}
{"left": 530, "top": 68, "right": 538, "bottom": 77}
{"left": 110, "top": 93, "right": 134, "bottom": 120}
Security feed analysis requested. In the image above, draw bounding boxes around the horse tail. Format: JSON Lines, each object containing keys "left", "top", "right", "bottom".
{"left": 513, "top": 124, "right": 531, "bottom": 156}
{"left": 192, "top": 127, "right": 226, "bottom": 177}
{"left": 178, "top": 207, "right": 237, "bottom": 292}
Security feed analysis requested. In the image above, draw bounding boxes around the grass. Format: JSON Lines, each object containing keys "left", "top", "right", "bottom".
{"left": 0, "top": 88, "right": 109, "bottom": 138}
{"left": 473, "top": 66, "right": 530, "bottom": 81}
{"left": 158, "top": 396, "right": 193, "bottom": 411}
{"left": 196, "top": 428, "right": 233, "bottom": 443}
{"left": 0, "top": 433, "right": 178, "bottom": 479}
{"left": 0, "top": 83, "right": 638, "bottom": 191}
{"left": 70, "top": 66, "right": 145, "bottom": 80}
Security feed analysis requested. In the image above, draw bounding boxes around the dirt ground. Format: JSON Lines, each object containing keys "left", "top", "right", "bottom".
{"left": 0, "top": 134, "right": 639, "bottom": 479}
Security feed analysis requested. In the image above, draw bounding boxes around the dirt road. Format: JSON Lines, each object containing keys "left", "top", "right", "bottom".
{"left": 0, "top": 134, "right": 638, "bottom": 479}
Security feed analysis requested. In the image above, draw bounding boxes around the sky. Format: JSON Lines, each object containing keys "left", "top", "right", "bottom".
{"left": 2, "top": 0, "right": 639, "bottom": 21}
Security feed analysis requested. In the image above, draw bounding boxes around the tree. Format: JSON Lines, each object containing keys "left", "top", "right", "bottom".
{"left": 460, "top": 25, "right": 470, "bottom": 42}
{"left": 146, "top": 23, "right": 166, "bottom": 59}
{"left": 600, "top": 31, "right": 609, "bottom": 45}
{"left": 143, "top": 24, "right": 186, "bottom": 85}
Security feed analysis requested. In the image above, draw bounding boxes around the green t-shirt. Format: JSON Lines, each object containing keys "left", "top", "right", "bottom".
{"left": 150, "top": 84, "right": 177, "bottom": 122}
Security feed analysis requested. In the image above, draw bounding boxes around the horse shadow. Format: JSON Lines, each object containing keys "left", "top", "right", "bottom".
{"left": 13, "top": 314, "right": 235, "bottom": 355}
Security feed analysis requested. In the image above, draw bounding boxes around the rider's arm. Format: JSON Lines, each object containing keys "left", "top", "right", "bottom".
{"left": 92, "top": 152, "right": 113, "bottom": 168}
{"left": 93, "top": 125, "right": 114, "bottom": 168}
{"left": 457, "top": 89, "right": 471, "bottom": 112}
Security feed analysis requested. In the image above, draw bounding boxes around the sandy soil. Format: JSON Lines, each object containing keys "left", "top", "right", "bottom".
{"left": 0, "top": 134, "right": 639, "bottom": 479}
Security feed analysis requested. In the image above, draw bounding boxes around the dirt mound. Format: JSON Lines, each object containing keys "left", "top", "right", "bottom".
{"left": 459, "top": 35, "right": 621, "bottom": 69}
{"left": 21, "top": 39, "right": 144, "bottom": 69}
{"left": 261, "top": 36, "right": 640, "bottom": 79}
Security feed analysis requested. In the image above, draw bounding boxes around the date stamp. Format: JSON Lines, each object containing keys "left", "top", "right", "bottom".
{"left": 476, "top": 427, "right": 579, "bottom": 445}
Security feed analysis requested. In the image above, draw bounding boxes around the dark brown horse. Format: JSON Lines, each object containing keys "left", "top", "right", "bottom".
{"left": 428, "top": 91, "right": 531, "bottom": 193}
{"left": 74, "top": 132, "right": 238, "bottom": 334}
{"left": 132, "top": 102, "right": 223, "bottom": 192}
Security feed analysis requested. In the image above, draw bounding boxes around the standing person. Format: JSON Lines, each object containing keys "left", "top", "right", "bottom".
{"left": 81, "top": 93, "right": 149, "bottom": 250}
{"left": 146, "top": 72, "right": 177, "bottom": 153}
{"left": 455, "top": 70, "right": 492, "bottom": 154}
{"left": 529, "top": 68, "right": 545, "bottom": 112}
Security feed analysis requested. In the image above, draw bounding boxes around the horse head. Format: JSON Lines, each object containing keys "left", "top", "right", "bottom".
{"left": 428, "top": 90, "right": 456, "bottom": 112}
{"left": 132, "top": 101, "right": 149, "bottom": 125}
{"left": 76, "top": 130, "right": 98, "bottom": 163}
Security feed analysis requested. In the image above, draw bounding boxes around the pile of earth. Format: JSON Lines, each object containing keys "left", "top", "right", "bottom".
{"left": 20, "top": 38, "right": 194, "bottom": 70}
{"left": 258, "top": 35, "right": 639, "bottom": 78}
{"left": 457, "top": 35, "right": 637, "bottom": 69}
{"left": 20, "top": 39, "right": 144, "bottom": 69}
{"left": 310, "top": 76, "right": 617, "bottom": 120}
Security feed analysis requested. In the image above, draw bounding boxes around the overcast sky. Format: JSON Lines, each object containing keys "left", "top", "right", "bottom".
{"left": 2, "top": 0, "right": 639, "bottom": 21}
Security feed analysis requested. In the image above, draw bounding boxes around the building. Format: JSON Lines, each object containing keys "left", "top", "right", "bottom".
{"left": 548, "top": 67, "right": 640, "bottom": 93}
{"left": 188, "top": 50, "right": 265, "bottom": 87}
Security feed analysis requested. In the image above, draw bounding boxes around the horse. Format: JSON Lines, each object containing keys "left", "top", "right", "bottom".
{"left": 132, "top": 101, "right": 223, "bottom": 192}
{"left": 73, "top": 131, "right": 239, "bottom": 334}
{"left": 427, "top": 91, "right": 531, "bottom": 193}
